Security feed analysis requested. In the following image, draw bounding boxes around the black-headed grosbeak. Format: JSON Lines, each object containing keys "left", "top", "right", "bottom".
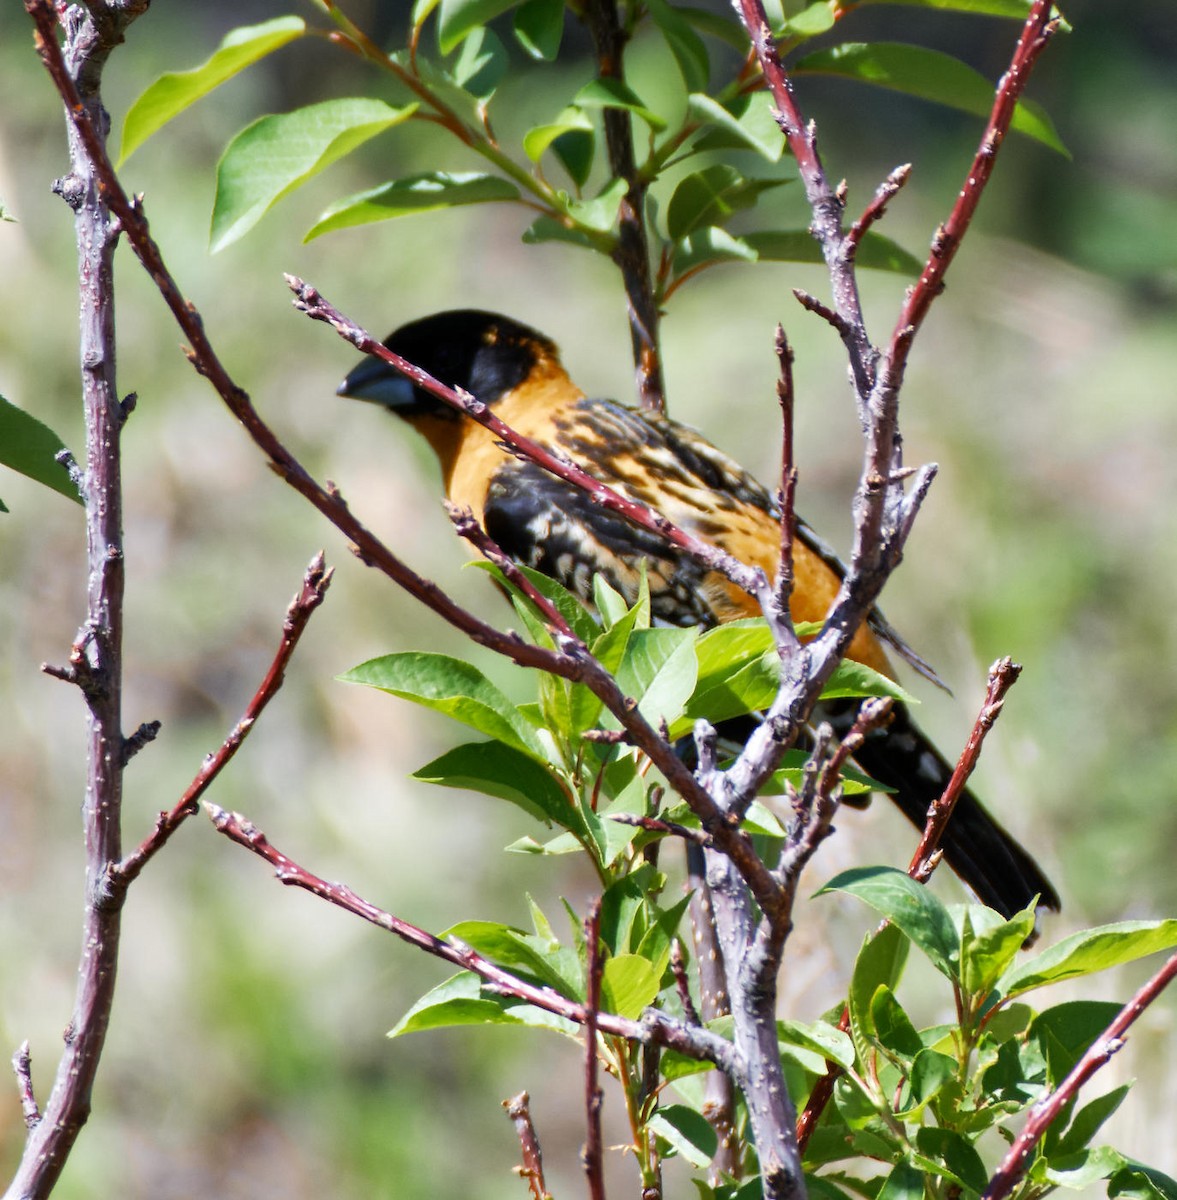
{"left": 338, "top": 309, "right": 1059, "bottom": 919}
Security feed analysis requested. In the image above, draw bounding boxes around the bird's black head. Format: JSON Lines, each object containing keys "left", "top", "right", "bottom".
{"left": 336, "top": 310, "right": 560, "bottom": 419}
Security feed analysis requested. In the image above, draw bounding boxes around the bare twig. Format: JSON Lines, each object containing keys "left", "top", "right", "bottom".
{"left": 11, "top": 1042, "right": 39, "bottom": 1131}
{"left": 607, "top": 812, "right": 710, "bottom": 846}
{"left": 114, "top": 553, "right": 333, "bottom": 890}
{"left": 583, "top": 900, "right": 607, "bottom": 1200}
{"left": 909, "top": 658, "right": 1021, "bottom": 884}
{"left": 204, "top": 802, "right": 735, "bottom": 1067}
{"left": 846, "top": 164, "right": 912, "bottom": 256}
{"left": 445, "top": 503, "right": 577, "bottom": 642}
{"left": 10, "top": 5, "right": 147, "bottom": 1197}
{"left": 984, "top": 949, "right": 1177, "bottom": 1200}
{"left": 504, "top": 1092, "right": 553, "bottom": 1200}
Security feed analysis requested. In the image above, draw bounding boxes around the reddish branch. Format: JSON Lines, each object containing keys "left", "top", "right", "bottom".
{"left": 908, "top": 657, "right": 1021, "bottom": 884}
{"left": 503, "top": 1092, "right": 553, "bottom": 1200}
{"left": 114, "top": 554, "right": 333, "bottom": 890}
{"left": 984, "top": 948, "right": 1177, "bottom": 1200}
{"left": 205, "top": 803, "right": 734, "bottom": 1066}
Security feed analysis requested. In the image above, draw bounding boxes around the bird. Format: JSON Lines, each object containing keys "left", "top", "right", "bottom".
{"left": 337, "top": 308, "right": 1059, "bottom": 919}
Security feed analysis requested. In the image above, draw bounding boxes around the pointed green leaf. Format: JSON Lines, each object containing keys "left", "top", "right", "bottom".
{"left": 690, "top": 91, "right": 784, "bottom": 160}
{"left": 648, "top": 1105, "right": 718, "bottom": 1167}
{"left": 821, "top": 657, "right": 916, "bottom": 703}
{"left": 601, "top": 954, "right": 661, "bottom": 1018}
{"left": 514, "top": 0, "right": 565, "bottom": 60}
{"left": 211, "top": 98, "right": 416, "bottom": 251}
{"left": 437, "top": 0, "right": 521, "bottom": 54}
{"left": 1053, "top": 1085, "right": 1131, "bottom": 1159}
{"left": 451, "top": 25, "right": 508, "bottom": 97}
{"left": 575, "top": 78, "right": 667, "bottom": 132}
{"left": 876, "top": 1161, "right": 926, "bottom": 1200}
{"left": 960, "top": 904, "right": 1036, "bottom": 997}
{"left": 306, "top": 170, "right": 517, "bottom": 240}
{"left": 413, "top": 740, "right": 571, "bottom": 825}
{"left": 914, "top": 1126, "right": 989, "bottom": 1195}
{"left": 611, "top": 626, "right": 699, "bottom": 727}
{"left": 818, "top": 866, "right": 959, "bottom": 979}
{"left": 781, "top": 1, "right": 836, "bottom": 37}
{"left": 523, "top": 107, "right": 595, "bottom": 163}
{"left": 1110, "top": 1164, "right": 1177, "bottom": 1200}
{"left": 870, "top": 985, "right": 923, "bottom": 1059}
{"left": 646, "top": 0, "right": 710, "bottom": 93}
{"left": 522, "top": 214, "right": 612, "bottom": 252}
{"left": 666, "top": 164, "right": 783, "bottom": 240}
{"left": 390, "top": 970, "right": 578, "bottom": 1036}
{"left": 849, "top": 921, "right": 910, "bottom": 1042}
{"left": 1045, "top": 1147, "right": 1129, "bottom": 1191}
{"left": 907, "top": 1047, "right": 957, "bottom": 1109}
{"left": 446, "top": 919, "right": 583, "bottom": 997}
{"left": 341, "top": 651, "right": 544, "bottom": 758}
{"left": 119, "top": 17, "right": 306, "bottom": 164}
{"left": 0, "top": 396, "right": 81, "bottom": 506}
{"left": 997, "top": 920, "right": 1177, "bottom": 1001}
{"left": 793, "top": 42, "right": 1067, "bottom": 155}
{"left": 671, "top": 226, "right": 758, "bottom": 278}
{"left": 778, "top": 1018, "right": 856, "bottom": 1071}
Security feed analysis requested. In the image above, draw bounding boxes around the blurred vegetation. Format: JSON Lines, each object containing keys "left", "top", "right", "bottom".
{"left": 1, "top": 1, "right": 1175, "bottom": 1197}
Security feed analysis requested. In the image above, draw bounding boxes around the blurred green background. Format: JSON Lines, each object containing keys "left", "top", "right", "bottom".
{"left": 2, "top": 2, "right": 1176, "bottom": 1196}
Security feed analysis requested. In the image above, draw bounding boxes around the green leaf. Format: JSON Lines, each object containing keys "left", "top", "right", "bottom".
{"left": 648, "top": 1105, "right": 718, "bottom": 1168}
{"left": 1111, "top": 1164, "right": 1177, "bottom": 1200}
{"left": 390, "top": 971, "right": 577, "bottom": 1036}
{"left": 413, "top": 740, "right": 571, "bottom": 825}
{"left": 341, "top": 651, "right": 544, "bottom": 758}
{"left": 913, "top": 1126, "right": 988, "bottom": 1195}
{"left": 1052, "top": 1085, "right": 1130, "bottom": 1158}
{"left": 781, "top": 1, "right": 836, "bottom": 37}
{"left": 575, "top": 79, "right": 668, "bottom": 132}
{"left": 1029, "top": 1001, "right": 1123, "bottom": 1086}
{"left": 821, "top": 657, "right": 916, "bottom": 703}
{"left": 211, "top": 98, "right": 416, "bottom": 251}
{"left": 818, "top": 866, "right": 959, "bottom": 979}
{"left": 306, "top": 171, "right": 518, "bottom": 240}
{"left": 875, "top": 1161, "right": 925, "bottom": 1200}
{"left": 445, "top": 919, "right": 583, "bottom": 997}
{"left": 849, "top": 922, "right": 910, "bottom": 1042}
{"left": 437, "top": 0, "right": 521, "bottom": 54}
{"left": 522, "top": 214, "right": 612, "bottom": 252}
{"left": 666, "top": 164, "right": 783, "bottom": 240}
{"left": 778, "top": 1018, "right": 856, "bottom": 1072}
{"left": 960, "top": 904, "right": 1036, "bottom": 997}
{"left": 1044, "top": 1147, "right": 1128, "bottom": 1191}
{"left": 565, "top": 177, "right": 629, "bottom": 233}
{"left": 611, "top": 626, "right": 699, "bottom": 727}
{"left": 450, "top": 25, "right": 508, "bottom": 97}
{"left": 552, "top": 129, "right": 596, "bottom": 189}
{"left": 997, "top": 919, "right": 1177, "bottom": 1000}
{"left": 523, "top": 107, "right": 595, "bottom": 163}
{"left": 0, "top": 396, "right": 81, "bottom": 507}
{"left": 869, "top": 985, "right": 923, "bottom": 1059}
{"left": 742, "top": 229, "right": 923, "bottom": 275}
{"left": 690, "top": 91, "right": 784, "bottom": 160}
{"left": 671, "top": 226, "right": 758, "bottom": 279}
{"left": 514, "top": 0, "right": 564, "bottom": 60}
{"left": 793, "top": 42, "right": 1067, "bottom": 155}
{"left": 600, "top": 954, "right": 661, "bottom": 1018}
{"left": 119, "top": 17, "right": 306, "bottom": 164}
{"left": 907, "top": 1047, "right": 957, "bottom": 1109}
{"left": 646, "top": 0, "right": 710, "bottom": 93}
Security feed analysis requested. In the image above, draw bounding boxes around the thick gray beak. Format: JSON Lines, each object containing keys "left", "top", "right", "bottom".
{"left": 336, "top": 357, "right": 417, "bottom": 410}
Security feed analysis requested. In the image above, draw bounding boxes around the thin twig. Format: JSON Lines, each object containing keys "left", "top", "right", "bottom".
{"left": 846, "top": 163, "right": 912, "bottom": 256}
{"left": 583, "top": 900, "right": 607, "bottom": 1200}
{"left": 607, "top": 812, "right": 710, "bottom": 845}
{"left": 11, "top": 1042, "right": 40, "bottom": 1130}
{"left": 204, "top": 802, "right": 735, "bottom": 1067}
{"left": 444, "top": 503, "right": 577, "bottom": 642}
{"left": 113, "top": 553, "right": 333, "bottom": 890}
{"left": 984, "top": 949, "right": 1177, "bottom": 1200}
{"left": 908, "top": 657, "right": 1021, "bottom": 885}
{"left": 503, "top": 1092, "right": 553, "bottom": 1200}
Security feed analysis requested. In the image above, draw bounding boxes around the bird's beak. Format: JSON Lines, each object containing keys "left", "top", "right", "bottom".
{"left": 336, "top": 356, "right": 418, "bottom": 410}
